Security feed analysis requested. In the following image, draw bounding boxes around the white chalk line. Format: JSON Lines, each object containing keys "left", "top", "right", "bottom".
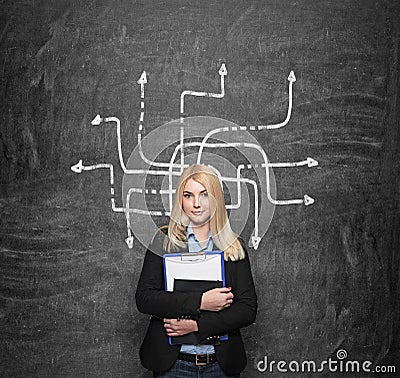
{"left": 180, "top": 63, "right": 227, "bottom": 120}
{"left": 196, "top": 137, "right": 315, "bottom": 206}
{"left": 70, "top": 161, "right": 124, "bottom": 213}
{"left": 221, "top": 169, "right": 260, "bottom": 249}
{"left": 78, "top": 68, "right": 315, "bottom": 248}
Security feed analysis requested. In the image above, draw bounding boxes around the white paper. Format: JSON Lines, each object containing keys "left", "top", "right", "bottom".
{"left": 163, "top": 251, "right": 224, "bottom": 292}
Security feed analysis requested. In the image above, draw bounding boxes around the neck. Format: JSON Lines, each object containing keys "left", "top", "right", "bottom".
{"left": 191, "top": 223, "right": 210, "bottom": 244}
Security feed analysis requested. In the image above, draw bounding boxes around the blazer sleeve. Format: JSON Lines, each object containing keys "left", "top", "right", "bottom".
{"left": 196, "top": 250, "right": 257, "bottom": 341}
{"left": 135, "top": 238, "right": 203, "bottom": 319}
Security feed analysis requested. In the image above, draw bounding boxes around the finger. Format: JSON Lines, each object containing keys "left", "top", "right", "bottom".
{"left": 167, "top": 332, "right": 180, "bottom": 337}
{"left": 164, "top": 322, "right": 175, "bottom": 329}
{"left": 164, "top": 319, "right": 178, "bottom": 325}
{"left": 212, "top": 287, "right": 229, "bottom": 294}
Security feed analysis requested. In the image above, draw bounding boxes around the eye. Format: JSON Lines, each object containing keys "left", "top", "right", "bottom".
{"left": 202, "top": 192, "right": 208, "bottom": 198}
{"left": 183, "top": 193, "right": 191, "bottom": 199}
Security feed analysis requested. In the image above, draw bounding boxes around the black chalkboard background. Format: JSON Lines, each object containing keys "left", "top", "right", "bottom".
{"left": 0, "top": 0, "right": 399, "bottom": 376}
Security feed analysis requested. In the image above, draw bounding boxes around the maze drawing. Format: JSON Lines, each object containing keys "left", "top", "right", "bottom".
{"left": 71, "top": 63, "right": 318, "bottom": 250}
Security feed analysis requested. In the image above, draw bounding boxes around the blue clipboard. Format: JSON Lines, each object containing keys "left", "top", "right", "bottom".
{"left": 163, "top": 250, "right": 228, "bottom": 345}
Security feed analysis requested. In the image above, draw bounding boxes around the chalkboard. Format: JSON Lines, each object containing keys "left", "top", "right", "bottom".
{"left": 0, "top": 0, "right": 399, "bottom": 376}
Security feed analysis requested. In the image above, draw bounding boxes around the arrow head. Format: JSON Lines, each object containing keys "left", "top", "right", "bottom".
{"left": 303, "top": 194, "right": 315, "bottom": 206}
{"left": 251, "top": 236, "right": 261, "bottom": 250}
{"left": 71, "top": 159, "right": 83, "bottom": 173}
{"left": 91, "top": 114, "right": 102, "bottom": 126}
{"left": 307, "top": 157, "right": 319, "bottom": 167}
{"left": 219, "top": 63, "right": 227, "bottom": 76}
{"left": 288, "top": 70, "right": 296, "bottom": 82}
{"left": 125, "top": 236, "right": 134, "bottom": 249}
{"left": 137, "top": 71, "right": 147, "bottom": 85}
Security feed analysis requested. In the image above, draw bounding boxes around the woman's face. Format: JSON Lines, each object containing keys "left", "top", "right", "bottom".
{"left": 182, "top": 178, "right": 211, "bottom": 227}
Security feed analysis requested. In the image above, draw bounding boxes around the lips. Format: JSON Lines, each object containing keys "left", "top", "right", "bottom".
{"left": 191, "top": 211, "right": 203, "bottom": 216}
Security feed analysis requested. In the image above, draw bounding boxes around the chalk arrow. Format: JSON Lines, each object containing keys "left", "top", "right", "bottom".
{"left": 267, "top": 157, "right": 319, "bottom": 168}
{"left": 137, "top": 71, "right": 147, "bottom": 98}
{"left": 249, "top": 70, "right": 296, "bottom": 130}
{"left": 91, "top": 114, "right": 103, "bottom": 126}
{"left": 125, "top": 236, "right": 134, "bottom": 249}
{"left": 307, "top": 157, "right": 319, "bottom": 167}
{"left": 219, "top": 63, "right": 227, "bottom": 76}
{"left": 137, "top": 71, "right": 147, "bottom": 85}
{"left": 70, "top": 160, "right": 124, "bottom": 213}
{"left": 71, "top": 159, "right": 83, "bottom": 173}
{"left": 180, "top": 63, "right": 227, "bottom": 117}
{"left": 251, "top": 236, "right": 261, "bottom": 250}
{"left": 304, "top": 195, "right": 315, "bottom": 206}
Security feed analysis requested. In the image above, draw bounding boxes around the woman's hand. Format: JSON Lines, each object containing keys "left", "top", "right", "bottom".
{"left": 200, "top": 287, "right": 234, "bottom": 312}
{"left": 163, "top": 318, "right": 198, "bottom": 337}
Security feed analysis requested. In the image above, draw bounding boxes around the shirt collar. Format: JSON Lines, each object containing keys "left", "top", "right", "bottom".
{"left": 187, "top": 222, "right": 195, "bottom": 238}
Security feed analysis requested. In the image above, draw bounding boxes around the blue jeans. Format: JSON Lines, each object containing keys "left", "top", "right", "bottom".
{"left": 154, "top": 359, "right": 239, "bottom": 377}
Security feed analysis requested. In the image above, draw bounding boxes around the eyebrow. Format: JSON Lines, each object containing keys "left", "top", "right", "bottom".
{"left": 183, "top": 189, "right": 207, "bottom": 194}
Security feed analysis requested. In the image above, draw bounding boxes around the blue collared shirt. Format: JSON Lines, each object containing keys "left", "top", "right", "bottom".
{"left": 180, "top": 223, "right": 215, "bottom": 355}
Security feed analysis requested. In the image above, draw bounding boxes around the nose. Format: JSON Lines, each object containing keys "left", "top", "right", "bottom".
{"left": 193, "top": 195, "right": 200, "bottom": 208}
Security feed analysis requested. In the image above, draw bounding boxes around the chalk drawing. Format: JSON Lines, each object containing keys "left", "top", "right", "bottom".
{"left": 180, "top": 63, "right": 227, "bottom": 121}
{"left": 71, "top": 63, "right": 318, "bottom": 251}
{"left": 71, "top": 160, "right": 124, "bottom": 213}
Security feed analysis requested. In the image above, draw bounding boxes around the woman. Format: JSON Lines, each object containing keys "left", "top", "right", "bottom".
{"left": 135, "top": 164, "right": 257, "bottom": 377}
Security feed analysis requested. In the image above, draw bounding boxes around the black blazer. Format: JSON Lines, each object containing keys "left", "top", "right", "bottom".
{"left": 135, "top": 230, "right": 257, "bottom": 376}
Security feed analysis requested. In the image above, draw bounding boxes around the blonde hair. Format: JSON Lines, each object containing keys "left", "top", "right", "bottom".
{"left": 164, "top": 164, "right": 245, "bottom": 261}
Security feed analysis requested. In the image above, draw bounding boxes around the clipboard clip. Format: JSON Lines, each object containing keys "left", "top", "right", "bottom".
{"left": 180, "top": 252, "right": 207, "bottom": 261}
